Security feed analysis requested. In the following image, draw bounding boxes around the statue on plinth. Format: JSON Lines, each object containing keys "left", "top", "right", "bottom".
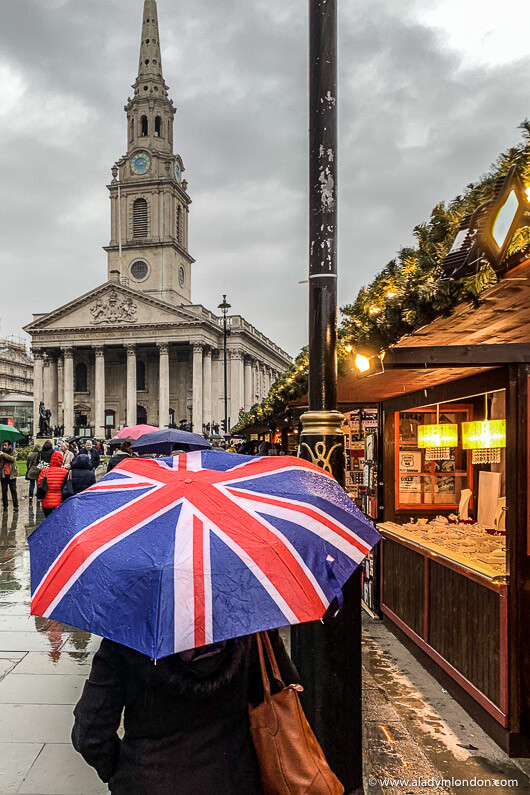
{"left": 38, "top": 401, "right": 52, "bottom": 438}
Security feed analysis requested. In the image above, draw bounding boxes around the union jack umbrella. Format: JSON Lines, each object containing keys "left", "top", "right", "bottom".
{"left": 29, "top": 452, "right": 380, "bottom": 659}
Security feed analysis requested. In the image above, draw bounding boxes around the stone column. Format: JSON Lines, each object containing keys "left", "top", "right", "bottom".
{"left": 211, "top": 349, "right": 221, "bottom": 428}
{"left": 202, "top": 346, "right": 212, "bottom": 431}
{"left": 126, "top": 344, "right": 137, "bottom": 427}
{"left": 43, "top": 354, "right": 51, "bottom": 411}
{"left": 63, "top": 347, "right": 74, "bottom": 436}
{"left": 253, "top": 362, "right": 259, "bottom": 404}
{"left": 230, "top": 350, "right": 244, "bottom": 428}
{"left": 49, "top": 354, "right": 58, "bottom": 430}
{"left": 192, "top": 343, "right": 204, "bottom": 434}
{"left": 158, "top": 342, "right": 170, "bottom": 428}
{"left": 244, "top": 357, "right": 253, "bottom": 411}
{"left": 94, "top": 346, "right": 106, "bottom": 439}
{"left": 32, "top": 351, "right": 44, "bottom": 438}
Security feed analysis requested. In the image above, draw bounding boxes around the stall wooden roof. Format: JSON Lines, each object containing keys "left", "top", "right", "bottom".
{"left": 339, "top": 258, "right": 529, "bottom": 404}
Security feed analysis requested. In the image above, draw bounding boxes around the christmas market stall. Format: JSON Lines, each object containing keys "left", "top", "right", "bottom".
{"left": 340, "top": 255, "right": 529, "bottom": 755}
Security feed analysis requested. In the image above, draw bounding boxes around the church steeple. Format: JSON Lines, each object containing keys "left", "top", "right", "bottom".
{"left": 137, "top": 1, "right": 164, "bottom": 83}
{"left": 105, "top": 0, "right": 194, "bottom": 306}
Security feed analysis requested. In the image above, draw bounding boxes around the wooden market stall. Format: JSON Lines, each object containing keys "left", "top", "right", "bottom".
{"left": 339, "top": 258, "right": 529, "bottom": 754}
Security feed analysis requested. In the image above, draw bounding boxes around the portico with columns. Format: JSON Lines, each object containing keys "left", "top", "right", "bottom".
{"left": 25, "top": 0, "right": 291, "bottom": 437}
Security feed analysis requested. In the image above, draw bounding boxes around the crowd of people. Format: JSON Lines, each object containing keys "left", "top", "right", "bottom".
{"left": 0, "top": 435, "right": 287, "bottom": 514}
{"left": 0, "top": 437, "right": 105, "bottom": 515}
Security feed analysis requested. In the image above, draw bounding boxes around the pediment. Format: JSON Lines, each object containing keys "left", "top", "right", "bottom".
{"left": 24, "top": 282, "right": 197, "bottom": 333}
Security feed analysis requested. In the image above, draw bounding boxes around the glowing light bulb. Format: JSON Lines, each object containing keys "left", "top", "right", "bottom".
{"left": 354, "top": 354, "right": 370, "bottom": 373}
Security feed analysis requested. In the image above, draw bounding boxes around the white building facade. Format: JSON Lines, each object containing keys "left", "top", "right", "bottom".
{"left": 25, "top": 0, "right": 290, "bottom": 438}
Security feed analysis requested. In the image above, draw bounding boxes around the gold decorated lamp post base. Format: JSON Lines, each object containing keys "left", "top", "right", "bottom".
{"left": 299, "top": 410, "right": 345, "bottom": 484}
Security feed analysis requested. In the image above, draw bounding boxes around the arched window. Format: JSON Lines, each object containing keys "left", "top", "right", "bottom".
{"left": 140, "top": 115, "right": 148, "bottom": 137}
{"left": 75, "top": 362, "right": 87, "bottom": 393}
{"left": 155, "top": 116, "right": 162, "bottom": 137}
{"left": 136, "top": 360, "right": 146, "bottom": 391}
{"left": 176, "top": 206, "right": 182, "bottom": 243}
{"left": 133, "top": 198, "right": 148, "bottom": 237}
{"left": 137, "top": 405, "right": 148, "bottom": 425}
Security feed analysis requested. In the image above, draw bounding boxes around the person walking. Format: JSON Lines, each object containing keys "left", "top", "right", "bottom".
{"left": 39, "top": 441, "right": 54, "bottom": 468}
{"left": 26, "top": 444, "right": 41, "bottom": 501}
{"left": 84, "top": 440, "right": 101, "bottom": 471}
{"left": 72, "top": 630, "right": 298, "bottom": 794}
{"left": 37, "top": 451, "right": 67, "bottom": 518}
{"left": 68, "top": 454, "right": 96, "bottom": 495}
{"left": 60, "top": 441, "right": 74, "bottom": 470}
{"left": 106, "top": 441, "right": 134, "bottom": 473}
{"left": 0, "top": 441, "right": 19, "bottom": 512}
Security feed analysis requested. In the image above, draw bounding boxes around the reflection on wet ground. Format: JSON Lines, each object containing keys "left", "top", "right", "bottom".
{"left": 0, "top": 502, "right": 106, "bottom": 793}
{"left": 362, "top": 615, "right": 530, "bottom": 794}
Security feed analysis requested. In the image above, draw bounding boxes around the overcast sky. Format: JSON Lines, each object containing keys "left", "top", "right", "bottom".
{"left": 1, "top": 0, "right": 530, "bottom": 357}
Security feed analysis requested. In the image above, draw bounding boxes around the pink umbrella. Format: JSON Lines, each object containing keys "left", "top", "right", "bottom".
{"left": 116, "top": 424, "right": 160, "bottom": 440}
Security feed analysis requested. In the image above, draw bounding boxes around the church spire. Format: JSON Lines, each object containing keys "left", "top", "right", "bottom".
{"left": 137, "top": 0, "right": 163, "bottom": 82}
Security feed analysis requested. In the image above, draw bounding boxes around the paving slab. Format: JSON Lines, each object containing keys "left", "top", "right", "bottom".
{"left": 17, "top": 743, "right": 108, "bottom": 795}
{"left": 0, "top": 674, "right": 86, "bottom": 705}
{"left": 0, "top": 743, "right": 44, "bottom": 794}
{"left": 0, "top": 705, "right": 74, "bottom": 743}
{"left": 12, "top": 652, "right": 92, "bottom": 676}
{"left": 60, "top": 634, "right": 102, "bottom": 654}
{"left": 0, "top": 659, "right": 18, "bottom": 682}
{"left": 0, "top": 632, "right": 66, "bottom": 653}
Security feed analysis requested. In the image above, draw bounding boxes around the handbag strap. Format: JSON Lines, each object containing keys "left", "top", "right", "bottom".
{"left": 256, "top": 632, "right": 285, "bottom": 702}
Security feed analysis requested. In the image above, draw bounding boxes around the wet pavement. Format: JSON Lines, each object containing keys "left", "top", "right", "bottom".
{"left": 362, "top": 615, "right": 530, "bottom": 794}
{"left": 0, "top": 501, "right": 106, "bottom": 794}
{"left": 2, "top": 497, "right": 530, "bottom": 793}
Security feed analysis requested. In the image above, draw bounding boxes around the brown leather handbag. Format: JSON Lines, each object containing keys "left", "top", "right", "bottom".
{"left": 248, "top": 632, "right": 344, "bottom": 795}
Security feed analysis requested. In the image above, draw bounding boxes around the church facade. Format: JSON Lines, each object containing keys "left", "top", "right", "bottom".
{"left": 25, "top": 0, "right": 290, "bottom": 439}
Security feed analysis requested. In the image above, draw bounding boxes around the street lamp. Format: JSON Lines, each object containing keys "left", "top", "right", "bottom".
{"left": 218, "top": 295, "right": 231, "bottom": 436}
{"left": 291, "top": 1, "right": 363, "bottom": 791}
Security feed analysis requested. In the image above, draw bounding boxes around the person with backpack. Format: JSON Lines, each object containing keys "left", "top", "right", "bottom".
{"left": 37, "top": 451, "right": 68, "bottom": 518}
{"left": 26, "top": 444, "right": 42, "bottom": 501}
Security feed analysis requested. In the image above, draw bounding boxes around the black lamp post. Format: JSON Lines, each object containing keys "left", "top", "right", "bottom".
{"left": 218, "top": 295, "right": 231, "bottom": 435}
{"left": 291, "top": 1, "right": 363, "bottom": 791}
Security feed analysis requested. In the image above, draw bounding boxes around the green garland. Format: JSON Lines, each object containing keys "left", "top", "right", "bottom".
{"left": 232, "top": 121, "right": 530, "bottom": 433}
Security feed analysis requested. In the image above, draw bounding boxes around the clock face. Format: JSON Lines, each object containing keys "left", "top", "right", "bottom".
{"left": 174, "top": 161, "right": 181, "bottom": 182}
{"left": 178, "top": 265, "right": 185, "bottom": 287}
{"left": 131, "top": 152, "right": 151, "bottom": 175}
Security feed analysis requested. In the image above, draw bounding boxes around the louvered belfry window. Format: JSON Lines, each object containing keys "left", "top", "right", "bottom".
{"left": 176, "top": 206, "right": 182, "bottom": 242}
{"left": 133, "top": 198, "right": 148, "bottom": 237}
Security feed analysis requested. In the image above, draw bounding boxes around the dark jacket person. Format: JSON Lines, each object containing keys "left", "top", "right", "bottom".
{"left": 107, "top": 441, "right": 134, "bottom": 473}
{"left": 69, "top": 455, "right": 96, "bottom": 494}
{"left": 72, "top": 630, "right": 298, "bottom": 794}
{"left": 39, "top": 441, "right": 54, "bottom": 467}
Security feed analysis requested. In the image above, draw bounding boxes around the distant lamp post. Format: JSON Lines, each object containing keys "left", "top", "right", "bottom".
{"left": 218, "top": 295, "right": 231, "bottom": 436}
{"left": 442, "top": 164, "right": 529, "bottom": 280}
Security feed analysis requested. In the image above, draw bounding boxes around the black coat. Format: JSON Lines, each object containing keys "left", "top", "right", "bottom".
{"left": 72, "top": 631, "right": 298, "bottom": 794}
{"left": 39, "top": 442, "right": 54, "bottom": 465}
{"left": 70, "top": 455, "right": 96, "bottom": 494}
{"left": 106, "top": 451, "right": 132, "bottom": 473}
{"left": 84, "top": 447, "right": 101, "bottom": 469}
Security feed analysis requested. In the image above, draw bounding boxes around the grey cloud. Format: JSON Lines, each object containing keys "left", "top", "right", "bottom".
{"left": 0, "top": 0, "right": 528, "bottom": 356}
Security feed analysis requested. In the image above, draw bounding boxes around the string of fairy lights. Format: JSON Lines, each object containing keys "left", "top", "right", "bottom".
{"left": 232, "top": 122, "right": 530, "bottom": 434}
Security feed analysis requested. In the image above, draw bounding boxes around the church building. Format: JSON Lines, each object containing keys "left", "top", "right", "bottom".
{"left": 25, "top": 0, "right": 291, "bottom": 439}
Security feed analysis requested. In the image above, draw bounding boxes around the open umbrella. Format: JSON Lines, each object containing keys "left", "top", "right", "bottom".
{"left": 29, "top": 451, "right": 380, "bottom": 659}
{"left": 116, "top": 424, "right": 159, "bottom": 440}
{"left": 132, "top": 428, "right": 211, "bottom": 454}
{"left": 0, "top": 424, "right": 24, "bottom": 444}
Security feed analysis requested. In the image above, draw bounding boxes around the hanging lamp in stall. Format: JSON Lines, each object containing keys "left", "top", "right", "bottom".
{"left": 417, "top": 404, "right": 458, "bottom": 461}
{"left": 462, "top": 394, "right": 506, "bottom": 464}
